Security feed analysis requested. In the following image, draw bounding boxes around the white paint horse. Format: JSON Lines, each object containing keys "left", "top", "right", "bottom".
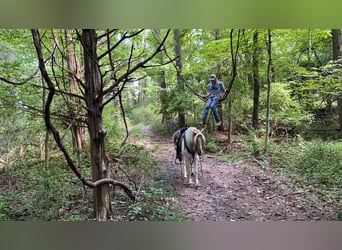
{"left": 178, "top": 127, "right": 205, "bottom": 186}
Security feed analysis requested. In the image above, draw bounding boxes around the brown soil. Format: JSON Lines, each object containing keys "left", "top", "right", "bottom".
{"left": 141, "top": 125, "right": 338, "bottom": 221}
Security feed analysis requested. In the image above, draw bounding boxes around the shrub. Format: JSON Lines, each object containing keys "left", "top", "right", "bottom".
{"left": 260, "top": 82, "right": 314, "bottom": 136}
{"left": 295, "top": 140, "right": 342, "bottom": 186}
{"left": 127, "top": 185, "right": 186, "bottom": 221}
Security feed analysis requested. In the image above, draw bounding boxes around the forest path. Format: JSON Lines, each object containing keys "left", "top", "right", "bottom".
{"left": 140, "top": 125, "right": 336, "bottom": 221}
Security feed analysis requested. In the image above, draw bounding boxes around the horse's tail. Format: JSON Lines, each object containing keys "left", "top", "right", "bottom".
{"left": 193, "top": 129, "right": 205, "bottom": 156}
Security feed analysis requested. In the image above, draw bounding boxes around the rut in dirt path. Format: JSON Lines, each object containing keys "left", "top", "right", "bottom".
{"left": 141, "top": 125, "right": 337, "bottom": 221}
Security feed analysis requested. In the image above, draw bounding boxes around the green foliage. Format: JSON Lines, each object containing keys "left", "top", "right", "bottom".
{"left": 247, "top": 138, "right": 342, "bottom": 219}
{"left": 159, "top": 83, "right": 194, "bottom": 120}
{"left": 293, "top": 140, "right": 342, "bottom": 186}
{"left": 205, "top": 138, "right": 218, "bottom": 153}
{"left": 127, "top": 185, "right": 186, "bottom": 221}
{"left": 1, "top": 28, "right": 342, "bottom": 221}
{"left": 0, "top": 193, "right": 11, "bottom": 220}
{"left": 106, "top": 142, "right": 186, "bottom": 221}
{"left": 288, "top": 61, "right": 342, "bottom": 111}
{"left": 128, "top": 104, "right": 159, "bottom": 126}
{"left": 109, "top": 143, "right": 159, "bottom": 187}
{"left": 260, "top": 82, "right": 314, "bottom": 134}
{"left": 244, "top": 130, "right": 265, "bottom": 156}
{"left": 0, "top": 156, "right": 87, "bottom": 221}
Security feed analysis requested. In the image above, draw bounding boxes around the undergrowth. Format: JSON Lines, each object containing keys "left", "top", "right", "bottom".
{"left": 218, "top": 133, "right": 342, "bottom": 220}
{"left": 107, "top": 130, "right": 185, "bottom": 221}
{"left": 0, "top": 135, "right": 185, "bottom": 221}
{"left": 0, "top": 157, "right": 87, "bottom": 221}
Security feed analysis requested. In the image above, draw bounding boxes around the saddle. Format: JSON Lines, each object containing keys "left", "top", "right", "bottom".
{"left": 174, "top": 126, "right": 189, "bottom": 162}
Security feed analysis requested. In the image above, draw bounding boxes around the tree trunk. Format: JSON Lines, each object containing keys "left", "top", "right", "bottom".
{"left": 82, "top": 29, "right": 111, "bottom": 221}
{"left": 174, "top": 29, "right": 186, "bottom": 127}
{"left": 307, "top": 29, "right": 312, "bottom": 67}
{"left": 227, "top": 96, "right": 233, "bottom": 150}
{"left": 155, "top": 30, "right": 168, "bottom": 123}
{"left": 41, "top": 67, "right": 50, "bottom": 162}
{"left": 252, "top": 30, "right": 260, "bottom": 130}
{"left": 214, "top": 29, "right": 225, "bottom": 132}
{"left": 332, "top": 29, "right": 342, "bottom": 59}
{"left": 264, "top": 29, "right": 272, "bottom": 152}
{"left": 331, "top": 29, "right": 342, "bottom": 133}
{"left": 65, "top": 29, "right": 85, "bottom": 150}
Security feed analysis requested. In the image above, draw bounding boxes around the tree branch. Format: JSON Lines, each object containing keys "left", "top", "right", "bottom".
{"left": 118, "top": 91, "right": 130, "bottom": 147}
{"left": 31, "top": 29, "right": 135, "bottom": 202}
{"left": 220, "top": 29, "right": 241, "bottom": 102}
{"left": 102, "top": 29, "right": 171, "bottom": 98}
{"left": 0, "top": 67, "right": 40, "bottom": 85}
{"left": 163, "top": 47, "right": 207, "bottom": 102}
{"left": 97, "top": 29, "right": 145, "bottom": 60}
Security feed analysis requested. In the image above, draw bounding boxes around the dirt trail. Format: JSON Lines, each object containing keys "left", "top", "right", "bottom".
{"left": 141, "top": 125, "right": 337, "bottom": 221}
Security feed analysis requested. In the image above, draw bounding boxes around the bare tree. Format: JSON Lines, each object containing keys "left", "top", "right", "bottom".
{"left": 31, "top": 29, "right": 171, "bottom": 221}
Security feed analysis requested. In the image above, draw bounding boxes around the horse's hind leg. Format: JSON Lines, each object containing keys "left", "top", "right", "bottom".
{"left": 193, "top": 155, "right": 199, "bottom": 186}
{"left": 181, "top": 160, "right": 187, "bottom": 179}
{"left": 186, "top": 160, "right": 193, "bottom": 185}
{"left": 181, "top": 160, "right": 191, "bottom": 185}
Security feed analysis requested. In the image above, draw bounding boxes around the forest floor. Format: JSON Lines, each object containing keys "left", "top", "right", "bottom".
{"left": 139, "top": 125, "right": 338, "bottom": 221}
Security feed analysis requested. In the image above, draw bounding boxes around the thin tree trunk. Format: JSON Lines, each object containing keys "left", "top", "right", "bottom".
{"left": 42, "top": 73, "right": 49, "bottom": 162}
{"left": 332, "top": 29, "right": 342, "bottom": 59}
{"left": 331, "top": 29, "right": 342, "bottom": 134}
{"left": 214, "top": 29, "right": 225, "bottom": 132}
{"left": 155, "top": 30, "right": 168, "bottom": 123}
{"left": 174, "top": 29, "right": 186, "bottom": 127}
{"left": 264, "top": 29, "right": 272, "bottom": 152}
{"left": 252, "top": 30, "right": 260, "bottom": 130}
{"left": 82, "top": 29, "right": 111, "bottom": 221}
{"left": 307, "top": 29, "right": 312, "bottom": 67}
{"left": 227, "top": 96, "right": 233, "bottom": 150}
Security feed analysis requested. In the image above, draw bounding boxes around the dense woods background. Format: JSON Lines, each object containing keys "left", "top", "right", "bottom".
{"left": 0, "top": 29, "right": 341, "bottom": 221}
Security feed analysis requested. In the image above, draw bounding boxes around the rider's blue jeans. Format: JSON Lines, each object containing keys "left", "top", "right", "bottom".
{"left": 201, "top": 96, "right": 221, "bottom": 123}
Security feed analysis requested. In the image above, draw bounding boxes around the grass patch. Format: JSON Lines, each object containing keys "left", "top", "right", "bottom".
{"left": 292, "top": 140, "right": 342, "bottom": 186}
